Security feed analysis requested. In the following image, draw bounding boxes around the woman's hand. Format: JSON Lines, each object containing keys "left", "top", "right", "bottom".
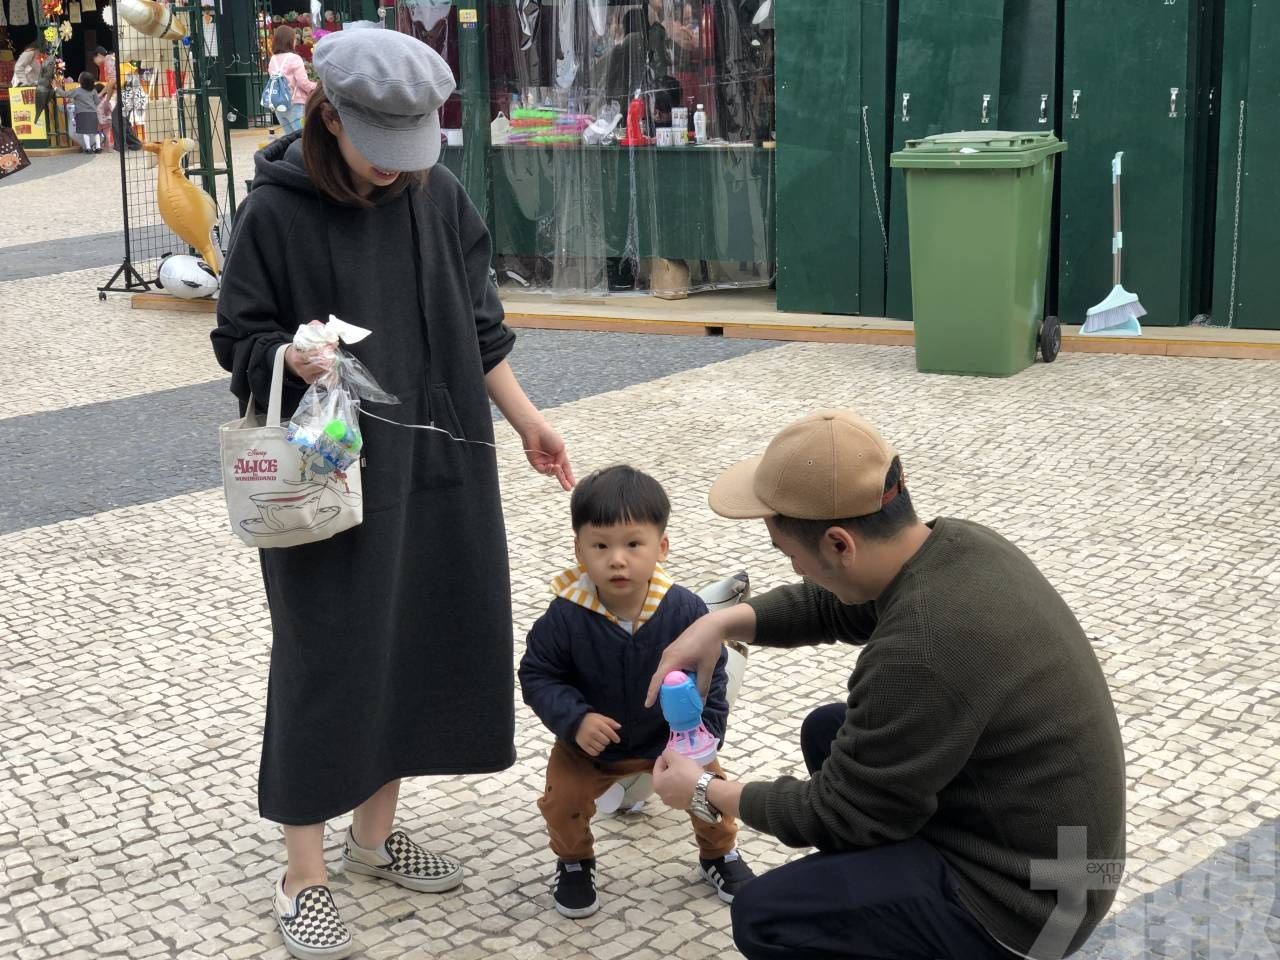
{"left": 518, "top": 417, "right": 575, "bottom": 491}
{"left": 283, "top": 344, "right": 333, "bottom": 384}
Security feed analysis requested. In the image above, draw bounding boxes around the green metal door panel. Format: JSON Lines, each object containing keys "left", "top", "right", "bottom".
{"left": 999, "top": 0, "right": 1058, "bottom": 130}
{"left": 851, "top": 0, "right": 892, "bottom": 318}
{"left": 858, "top": 0, "right": 891, "bottom": 318}
{"left": 775, "top": 2, "right": 861, "bottom": 315}
{"left": 1212, "top": 0, "right": 1280, "bottom": 329}
{"left": 885, "top": 0, "right": 1006, "bottom": 320}
{"left": 1059, "top": 0, "right": 1199, "bottom": 327}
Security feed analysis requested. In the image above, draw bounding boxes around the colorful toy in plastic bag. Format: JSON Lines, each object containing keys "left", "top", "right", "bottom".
{"left": 659, "top": 670, "right": 719, "bottom": 765}
{"left": 286, "top": 315, "right": 397, "bottom": 477}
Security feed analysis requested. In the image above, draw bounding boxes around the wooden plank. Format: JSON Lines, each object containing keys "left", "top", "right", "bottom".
{"left": 131, "top": 293, "right": 218, "bottom": 313}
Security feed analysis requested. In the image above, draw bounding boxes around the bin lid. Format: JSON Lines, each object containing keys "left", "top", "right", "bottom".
{"left": 889, "top": 130, "right": 1066, "bottom": 169}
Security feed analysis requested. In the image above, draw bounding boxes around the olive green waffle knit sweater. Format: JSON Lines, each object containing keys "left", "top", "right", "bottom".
{"left": 739, "top": 518, "right": 1126, "bottom": 958}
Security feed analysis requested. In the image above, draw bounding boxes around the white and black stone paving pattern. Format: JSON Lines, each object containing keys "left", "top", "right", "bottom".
{"left": 3, "top": 145, "right": 1279, "bottom": 959}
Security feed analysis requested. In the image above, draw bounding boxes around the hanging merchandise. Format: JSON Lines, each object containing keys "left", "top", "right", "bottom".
{"left": 34, "top": 56, "right": 59, "bottom": 129}
{"left": 588, "top": 0, "right": 604, "bottom": 37}
{"left": 0, "top": 127, "right": 32, "bottom": 180}
{"left": 517, "top": 0, "right": 539, "bottom": 51}
{"left": 0, "top": 1, "right": 7, "bottom": 28}
{"left": 11, "top": 0, "right": 30, "bottom": 27}
{"left": 144, "top": 137, "right": 223, "bottom": 273}
{"left": 554, "top": 0, "right": 577, "bottom": 88}
{"left": 70, "top": 1, "right": 81, "bottom": 24}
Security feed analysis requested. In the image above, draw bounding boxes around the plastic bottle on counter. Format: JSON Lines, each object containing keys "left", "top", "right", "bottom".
{"left": 694, "top": 103, "right": 707, "bottom": 144}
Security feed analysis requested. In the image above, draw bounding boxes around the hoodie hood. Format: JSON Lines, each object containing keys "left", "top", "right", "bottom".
{"left": 550, "top": 563, "right": 673, "bottom": 630}
{"left": 251, "top": 132, "right": 315, "bottom": 194}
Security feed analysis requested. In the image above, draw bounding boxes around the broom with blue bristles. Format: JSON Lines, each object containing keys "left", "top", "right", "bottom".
{"left": 1082, "top": 152, "right": 1146, "bottom": 336}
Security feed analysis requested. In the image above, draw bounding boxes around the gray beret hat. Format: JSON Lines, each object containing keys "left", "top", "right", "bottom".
{"left": 313, "top": 28, "right": 456, "bottom": 172}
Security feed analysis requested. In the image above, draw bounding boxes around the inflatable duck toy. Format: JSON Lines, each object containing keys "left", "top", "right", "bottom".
{"left": 145, "top": 137, "right": 221, "bottom": 273}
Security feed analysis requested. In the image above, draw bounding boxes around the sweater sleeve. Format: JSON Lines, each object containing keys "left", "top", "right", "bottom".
{"left": 210, "top": 196, "right": 306, "bottom": 416}
{"left": 738, "top": 661, "right": 981, "bottom": 850}
{"left": 746, "top": 580, "right": 879, "bottom": 649}
{"left": 518, "top": 608, "right": 595, "bottom": 743}
{"left": 455, "top": 179, "right": 516, "bottom": 373}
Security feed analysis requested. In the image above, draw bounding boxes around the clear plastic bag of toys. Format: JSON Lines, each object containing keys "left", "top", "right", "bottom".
{"left": 285, "top": 316, "right": 398, "bottom": 473}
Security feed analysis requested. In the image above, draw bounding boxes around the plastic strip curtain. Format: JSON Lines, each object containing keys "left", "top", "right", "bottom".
{"left": 487, "top": 0, "right": 775, "bottom": 296}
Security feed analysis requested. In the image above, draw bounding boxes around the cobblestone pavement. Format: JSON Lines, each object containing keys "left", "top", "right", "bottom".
{"left": 4, "top": 149, "right": 1280, "bottom": 959}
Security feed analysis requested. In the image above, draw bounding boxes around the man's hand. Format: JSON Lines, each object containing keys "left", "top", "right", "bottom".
{"left": 652, "top": 749, "right": 704, "bottom": 811}
{"left": 574, "top": 713, "right": 622, "bottom": 756}
{"left": 644, "top": 604, "right": 757, "bottom": 707}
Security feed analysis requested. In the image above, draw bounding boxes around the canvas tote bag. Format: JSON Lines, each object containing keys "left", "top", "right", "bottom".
{"left": 219, "top": 345, "right": 363, "bottom": 548}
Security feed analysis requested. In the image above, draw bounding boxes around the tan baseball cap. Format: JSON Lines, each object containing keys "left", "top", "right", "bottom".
{"left": 708, "top": 410, "right": 899, "bottom": 520}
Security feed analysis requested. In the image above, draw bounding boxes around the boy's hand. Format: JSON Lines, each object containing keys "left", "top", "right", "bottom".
{"left": 575, "top": 713, "right": 622, "bottom": 756}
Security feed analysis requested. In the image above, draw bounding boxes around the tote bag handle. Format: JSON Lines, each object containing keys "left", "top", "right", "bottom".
{"left": 243, "top": 343, "right": 289, "bottom": 426}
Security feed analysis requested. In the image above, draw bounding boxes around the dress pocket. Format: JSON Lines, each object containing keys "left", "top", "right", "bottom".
{"left": 358, "top": 384, "right": 467, "bottom": 515}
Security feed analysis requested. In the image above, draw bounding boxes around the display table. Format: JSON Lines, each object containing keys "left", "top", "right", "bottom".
{"left": 485, "top": 144, "right": 775, "bottom": 264}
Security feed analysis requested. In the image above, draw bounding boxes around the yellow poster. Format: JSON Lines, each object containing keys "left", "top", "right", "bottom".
{"left": 10, "top": 86, "right": 49, "bottom": 141}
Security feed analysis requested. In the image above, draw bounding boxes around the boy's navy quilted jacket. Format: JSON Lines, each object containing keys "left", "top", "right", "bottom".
{"left": 519, "top": 565, "right": 729, "bottom": 764}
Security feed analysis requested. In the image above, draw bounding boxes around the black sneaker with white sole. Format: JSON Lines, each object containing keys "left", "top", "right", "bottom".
{"left": 552, "top": 858, "right": 599, "bottom": 918}
{"left": 273, "top": 874, "right": 354, "bottom": 960}
{"left": 342, "top": 828, "right": 464, "bottom": 893}
{"left": 700, "top": 849, "right": 756, "bottom": 904}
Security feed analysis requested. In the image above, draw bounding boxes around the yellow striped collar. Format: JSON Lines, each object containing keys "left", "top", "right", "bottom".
{"left": 550, "top": 563, "right": 673, "bottom": 629}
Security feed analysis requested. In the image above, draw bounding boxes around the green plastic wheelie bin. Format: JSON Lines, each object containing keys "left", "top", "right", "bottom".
{"left": 889, "top": 131, "right": 1066, "bottom": 376}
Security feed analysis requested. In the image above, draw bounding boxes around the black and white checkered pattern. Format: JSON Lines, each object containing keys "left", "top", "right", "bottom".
{"left": 342, "top": 829, "right": 463, "bottom": 892}
{"left": 278, "top": 884, "right": 351, "bottom": 955}
{"left": 383, "top": 831, "right": 460, "bottom": 880}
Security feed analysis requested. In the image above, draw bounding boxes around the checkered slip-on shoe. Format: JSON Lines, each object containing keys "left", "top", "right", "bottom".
{"left": 342, "top": 828, "right": 464, "bottom": 893}
{"left": 273, "top": 874, "right": 354, "bottom": 960}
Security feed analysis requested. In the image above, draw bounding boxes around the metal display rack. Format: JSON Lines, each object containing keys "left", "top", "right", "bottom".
{"left": 99, "top": 1, "right": 236, "bottom": 298}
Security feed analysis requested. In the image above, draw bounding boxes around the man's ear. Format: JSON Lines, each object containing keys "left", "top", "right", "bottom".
{"left": 658, "top": 534, "right": 669, "bottom": 562}
{"left": 824, "top": 525, "right": 857, "bottom": 564}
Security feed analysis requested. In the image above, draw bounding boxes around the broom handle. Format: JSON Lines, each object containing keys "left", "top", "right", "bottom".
{"left": 1112, "top": 153, "right": 1123, "bottom": 285}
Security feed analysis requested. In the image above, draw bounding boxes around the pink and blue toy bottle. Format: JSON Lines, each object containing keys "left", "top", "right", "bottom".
{"left": 659, "top": 670, "right": 718, "bottom": 765}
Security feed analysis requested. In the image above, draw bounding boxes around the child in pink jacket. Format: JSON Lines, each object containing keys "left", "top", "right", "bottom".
{"left": 268, "top": 25, "right": 317, "bottom": 133}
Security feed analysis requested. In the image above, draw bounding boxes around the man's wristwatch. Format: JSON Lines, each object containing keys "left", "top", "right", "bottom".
{"left": 690, "top": 771, "right": 725, "bottom": 823}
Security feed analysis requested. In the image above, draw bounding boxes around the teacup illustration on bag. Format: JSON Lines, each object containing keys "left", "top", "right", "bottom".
{"left": 242, "top": 485, "right": 341, "bottom": 536}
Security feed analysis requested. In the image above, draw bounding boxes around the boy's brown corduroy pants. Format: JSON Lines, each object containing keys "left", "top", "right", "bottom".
{"left": 538, "top": 740, "right": 738, "bottom": 861}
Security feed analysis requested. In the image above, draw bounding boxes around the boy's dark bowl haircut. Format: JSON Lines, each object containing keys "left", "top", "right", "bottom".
{"left": 571, "top": 465, "right": 671, "bottom": 533}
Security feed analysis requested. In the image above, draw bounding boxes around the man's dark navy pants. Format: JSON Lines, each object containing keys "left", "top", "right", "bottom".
{"left": 730, "top": 702, "right": 1017, "bottom": 959}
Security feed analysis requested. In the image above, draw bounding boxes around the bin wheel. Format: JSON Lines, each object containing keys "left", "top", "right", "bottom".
{"left": 1040, "top": 315, "right": 1061, "bottom": 363}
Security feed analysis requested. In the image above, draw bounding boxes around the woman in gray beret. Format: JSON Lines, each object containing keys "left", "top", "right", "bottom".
{"left": 211, "top": 28, "right": 574, "bottom": 960}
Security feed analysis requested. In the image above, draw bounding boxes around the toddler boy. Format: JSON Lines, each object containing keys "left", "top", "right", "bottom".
{"left": 519, "top": 466, "right": 755, "bottom": 917}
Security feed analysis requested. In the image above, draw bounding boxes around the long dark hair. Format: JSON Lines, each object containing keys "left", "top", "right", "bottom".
{"left": 302, "top": 89, "right": 425, "bottom": 208}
